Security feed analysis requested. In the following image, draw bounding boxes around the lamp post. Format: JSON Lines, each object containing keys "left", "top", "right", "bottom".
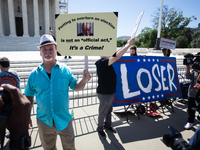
{"left": 154, "top": 0, "right": 163, "bottom": 50}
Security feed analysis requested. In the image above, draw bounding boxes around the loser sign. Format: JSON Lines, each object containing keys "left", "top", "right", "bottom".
{"left": 112, "top": 56, "right": 181, "bottom": 107}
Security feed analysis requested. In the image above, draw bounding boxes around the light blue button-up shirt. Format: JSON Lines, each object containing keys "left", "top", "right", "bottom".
{"left": 24, "top": 61, "right": 78, "bottom": 131}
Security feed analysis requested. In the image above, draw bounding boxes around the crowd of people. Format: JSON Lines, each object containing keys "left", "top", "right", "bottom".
{"left": 1, "top": 34, "right": 200, "bottom": 150}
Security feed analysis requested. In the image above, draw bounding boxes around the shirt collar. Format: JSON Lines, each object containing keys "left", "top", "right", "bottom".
{"left": 37, "top": 60, "right": 60, "bottom": 71}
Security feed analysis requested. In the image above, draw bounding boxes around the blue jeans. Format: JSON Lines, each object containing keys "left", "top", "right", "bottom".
{"left": 189, "top": 125, "right": 200, "bottom": 150}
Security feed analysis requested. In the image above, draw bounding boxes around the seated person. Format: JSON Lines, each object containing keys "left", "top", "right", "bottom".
{"left": 0, "top": 57, "right": 20, "bottom": 89}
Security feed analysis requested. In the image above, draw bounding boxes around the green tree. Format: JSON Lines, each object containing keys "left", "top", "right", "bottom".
{"left": 149, "top": 29, "right": 158, "bottom": 48}
{"left": 134, "top": 40, "right": 141, "bottom": 47}
{"left": 136, "top": 27, "right": 157, "bottom": 48}
{"left": 191, "top": 32, "right": 200, "bottom": 48}
{"left": 176, "top": 36, "right": 188, "bottom": 48}
{"left": 175, "top": 28, "right": 194, "bottom": 48}
{"left": 152, "top": 5, "right": 196, "bottom": 40}
{"left": 137, "top": 27, "right": 151, "bottom": 47}
{"left": 117, "top": 40, "right": 126, "bottom": 47}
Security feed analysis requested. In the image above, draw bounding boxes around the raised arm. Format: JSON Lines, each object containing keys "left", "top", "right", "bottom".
{"left": 108, "top": 37, "right": 135, "bottom": 66}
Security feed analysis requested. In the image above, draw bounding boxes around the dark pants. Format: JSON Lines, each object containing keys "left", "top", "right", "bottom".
{"left": 187, "top": 97, "right": 196, "bottom": 123}
{"left": 97, "top": 93, "right": 114, "bottom": 131}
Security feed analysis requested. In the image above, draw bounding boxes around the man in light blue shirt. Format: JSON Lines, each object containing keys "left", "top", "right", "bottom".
{"left": 24, "top": 34, "right": 91, "bottom": 150}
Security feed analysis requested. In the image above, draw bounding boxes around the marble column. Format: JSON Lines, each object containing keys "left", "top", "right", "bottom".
{"left": 33, "top": 0, "right": 40, "bottom": 37}
{"left": 44, "top": 0, "right": 49, "bottom": 34}
{"left": 8, "top": 0, "right": 16, "bottom": 36}
{"left": 53, "top": 0, "right": 59, "bottom": 36}
{"left": 0, "top": 0, "right": 4, "bottom": 36}
{"left": 55, "top": 0, "right": 59, "bottom": 14}
{"left": 22, "top": 0, "right": 29, "bottom": 36}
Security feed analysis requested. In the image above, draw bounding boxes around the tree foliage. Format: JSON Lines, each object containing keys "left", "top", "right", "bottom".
{"left": 117, "top": 5, "right": 198, "bottom": 48}
{"left": 175, "top": 36, "right": 188, "bottom": 48}
{"left": 136, "top": 27, "right": 157, "bottom": 48}
{"left": 117, "top": 40, "right": 127, "bottom": 47}
{"left": 152, "top": 5, "right": 196, "bottom": 40}
{"left": 190, "top": 32, "right": 200, "bottom": 48}
{"left": 134, "top": 40, "right": 141, "bottom": 48}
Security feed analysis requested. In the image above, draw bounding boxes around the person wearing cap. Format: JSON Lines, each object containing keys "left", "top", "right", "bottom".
{"left": 0, "top": 57, "right": 20, "bottom": 89}
{"left": 24, "top": 34, "right": 91, "bottom": 150}
{"left": 50, "top": 29, "right": 70, "bottom": 59}
{"left": 49, "top": 30, "right": 63, "bottom": 57}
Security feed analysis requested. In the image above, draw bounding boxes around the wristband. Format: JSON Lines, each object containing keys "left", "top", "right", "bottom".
{"left": 197, "top": 80, "right": 200, "bottom": 84}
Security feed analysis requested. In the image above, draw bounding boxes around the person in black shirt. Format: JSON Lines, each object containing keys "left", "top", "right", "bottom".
{"left": 95, "top": 37, "right": 135, "bottom": 138}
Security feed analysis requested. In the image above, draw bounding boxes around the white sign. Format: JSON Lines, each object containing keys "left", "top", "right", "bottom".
{"left": 160, "top": 38, "right": 176, "bottom": 50}
{"left": 131, "top": 11, "right": 144, "bottom": 38}
{"left": 55, "top": 12, "right": 118, "bottom": 56}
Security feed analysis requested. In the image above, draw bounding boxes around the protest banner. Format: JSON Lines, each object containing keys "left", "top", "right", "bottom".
{"left": 160, "top": 38, "right": 176, "bottom": 50}
{"left": 112, "top": 56, "right": 181, "bottom": 107}
{"left": 55, "top": 12, "right": 118, "bottom": 56}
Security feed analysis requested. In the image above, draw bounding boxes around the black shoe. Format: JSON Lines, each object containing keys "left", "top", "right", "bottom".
{"left": 97, "top": 129, "right": 106, "bottom": 138}
{"left": 104, "top": 126, "right": 117, "bottom": 133}
{"left": 192, "top": 104, "right": 200, "bottom": 111}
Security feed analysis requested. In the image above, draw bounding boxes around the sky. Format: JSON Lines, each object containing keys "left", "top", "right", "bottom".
{"left": 67, "top": 0, "right": 200, "bottom": 38}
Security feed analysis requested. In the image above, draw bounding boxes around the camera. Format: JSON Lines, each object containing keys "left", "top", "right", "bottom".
{"left": 183, "top": 53, "right": 200, "bottom": 66}
{"left": 163, "top": 126, "right": 193, "bottom": 150}
{"left": 183, "top": 53, "right": 195, "bottom": 65}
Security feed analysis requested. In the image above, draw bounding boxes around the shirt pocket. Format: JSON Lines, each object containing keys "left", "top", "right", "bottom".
{"left": 56, "top": 79, "right": 68, "bottom": 92}
{"left": 34, "top": 82, "right": 49, "bottom": 97}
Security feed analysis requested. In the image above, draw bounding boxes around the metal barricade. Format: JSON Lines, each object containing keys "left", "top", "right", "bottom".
{"left": 19, "top": 71, "right": 99, "bottom": 109}
{"left": 20, "top": 67, "right": 190, "bottom": 111}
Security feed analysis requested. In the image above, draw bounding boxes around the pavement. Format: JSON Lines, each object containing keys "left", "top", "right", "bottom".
{"left": 1, "top": 51, "right": 200, "bottom": 150}
{"left": 28, "top": 101, "right": 199, "bottom": 150}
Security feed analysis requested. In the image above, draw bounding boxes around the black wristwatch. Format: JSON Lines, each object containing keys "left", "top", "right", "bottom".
{"left": 9, "top": 136, "right": 31, "bottom": 149}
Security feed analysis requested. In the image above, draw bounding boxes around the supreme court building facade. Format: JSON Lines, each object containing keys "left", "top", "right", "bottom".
{"left": 0, "top": 0, "right": 60, "bottom": 51}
